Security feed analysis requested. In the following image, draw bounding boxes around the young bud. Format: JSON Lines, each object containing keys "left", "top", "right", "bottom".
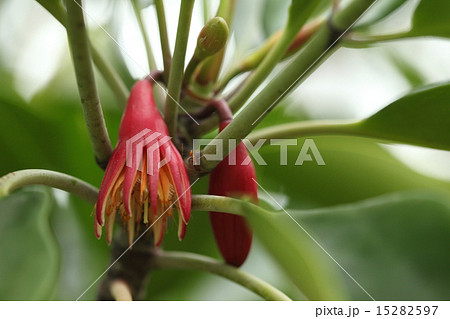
{"left": 209, "top": 119, "right": 258, "bottom": 267}
{"left": 184, "top": 17, "right": 229, "bottom": 88}
{"left": 196, "top": 17, "right": 229, "bottom": 59}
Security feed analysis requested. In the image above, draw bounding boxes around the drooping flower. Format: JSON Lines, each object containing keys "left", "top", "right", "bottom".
{"left": 95, "top": 79, "right": 191, "bottom": 246}
{"left": 209, "top": 119, "right": 258, "bottom": 267}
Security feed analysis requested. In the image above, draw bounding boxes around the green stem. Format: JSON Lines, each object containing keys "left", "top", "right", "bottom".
{"left": 227, "top": 23, "right": 308, "bottom": 112}
{"left": 216, "top": 19, "right": 324, "bottom": 93}
{"left": 91, "top": 48, "right": 129, "bottom": 107}
{"left": 151, "top": 251, "right": 291, "bottom": 301}
{"left": 194, "top": 0, "right": 377, "bottom": 173}
{"left": 226, "top": 1, "right": 323, "bottom": 112}
{"left": 342, "top": 31, "right": 410, "bottom": 48}
{"left": 65, "top": 0, "right": 113, "bottom": 169}
{"left": 36, "top": 0, "right": 129, "bottom": 108}
{"left": 191, "top": 194, "right": 247, "bottom": 216}
{"left": 191, "top": 194, "right": 278, "bottom": 218}
{"left": 36, "top": 0, "right": 66, "bottom": 23}
{"left": 194, "top": 0, "right": 235, "bottom": 87}
{"left": 247, "top": 120, "right": 360, "bottom": 145}
{"left": 131, "top": 0, "right": 157, "bottom": 71}
{"left": 0, "top": 169, "right": 98, "bottom": 205}
{"left": 164, "top": 0, "right": 195, "bottom": 137}
{"left": 154, "top": 0, "right": 172, "bottom": 82}
{"left": 184, "top": 17, "right": 229, "bottom": 87}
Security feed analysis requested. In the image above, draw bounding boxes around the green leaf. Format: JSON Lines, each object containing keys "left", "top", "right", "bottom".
{"left": 409, "top": 0, "right": 450, "bottom": 38}
{"left": 297, "top": 190, "right": 450, "bottom": 300}
{"left": 387, "top": 52, "right": 426, "bottom": 87}
{"left": 0, "top": 187, "right": 60, "bottom": 300}
{"left": 357, "top": 82, "right": 450, "bottom": 151}
{"left": 245, "top": 203, "right": 348, "bottom": 300}
{"left": 345, "top": 0, "right": 450, "bottom": 44}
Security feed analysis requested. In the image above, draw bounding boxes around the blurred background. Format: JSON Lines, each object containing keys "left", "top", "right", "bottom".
{"left": 0, "top": 0, "right": 449, "bottom": 300}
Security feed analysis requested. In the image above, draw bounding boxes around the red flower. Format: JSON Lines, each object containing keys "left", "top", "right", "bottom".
{"left": 209, "top": 120, "right": 258, "bottom": 267}
{"left": 94, "top": 80, "right": 191, "bottom": 246}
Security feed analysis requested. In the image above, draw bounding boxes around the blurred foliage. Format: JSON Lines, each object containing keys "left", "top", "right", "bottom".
{"left": 0, "top": 187, "right": 59, "bottom": 300}
{"left": 298, "top": 190, "right": 450, "bottom": 300}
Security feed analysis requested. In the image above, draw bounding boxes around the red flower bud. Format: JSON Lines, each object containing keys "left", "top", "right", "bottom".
{"left": 209, "top": 120, "right": 258, "bottom": 267}
{"left": 94, "top": 80, "right": 191, "bottom": 246}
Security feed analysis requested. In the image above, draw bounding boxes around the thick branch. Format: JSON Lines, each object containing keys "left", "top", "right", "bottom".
{"left": 154, "top": 0, "right": 172, "bottom": 82}
{"left": 65, "top": 0, "right": 113, "bottom": 169}
{"left": 36, "top": 0, "right": 129, "bottom": 107}
{"left": 0, "top": 169, "right": 98, "bottom": 204}
{"left": 246, "top": 120, "right": 360, "bottom": 145}
{"left": 164, "top": 0, "right": 195, "bottom": 137}
{"left": 132, "top": 0, "right": 157, "bottom": 71}
{"left": 150, "top": 251, "right": 292, "bottom": 301}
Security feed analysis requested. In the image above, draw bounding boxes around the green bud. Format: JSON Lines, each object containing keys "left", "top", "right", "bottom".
{"left": 195, "top": 17, "right": 229, "bottom": 59}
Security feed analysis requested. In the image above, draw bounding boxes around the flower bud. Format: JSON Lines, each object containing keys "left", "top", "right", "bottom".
{"left": 195, "top": 17, "right": 229, "bottom": 60}
{"left": 209, "top": 120, "right": 258, "bottom": 267}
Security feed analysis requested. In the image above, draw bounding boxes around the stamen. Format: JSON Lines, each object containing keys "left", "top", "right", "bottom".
{"left": 106, "top": 210, "right": 116, "bottom": 244}
{"left": 143, "top": 198, "right": 149, "bottom": 224}
{"left": 168, "top": 184, "right": 176, "bottom": 201}
{"left": 111, "top": 170, "right": 125, "bottom": 205}
{"left": 140, "top": 152, "right": 147, "bottom": 201}
{"left": 158, "top": 166, "right": 171, "bottom": 204}
{"left": 127, "top": 212, "right": 136, "bottom": 246}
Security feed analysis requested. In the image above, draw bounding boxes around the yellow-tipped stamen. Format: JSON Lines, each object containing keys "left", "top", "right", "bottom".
{"left": 111, "top": 170, "right": 125, "bottom": 206}
{"left": 143, "top": 197, "right": 149, "bottom": 224}
{"left": 164, "top": 165, "right": 186, "bottom": 225}
{"left": 152, "top": 203, "right": 166, "bottom": 245}
{"left": 119, "top": 204, "right": 126, "bottom": 221}
{"left": 127, "top": 212, "right": 136, "bottom": 246}
{"left": 106, "top": 210, "right": 116, "bottom": 243}
{"left": 140, "top": 152, "right": 147, "bottom": 201}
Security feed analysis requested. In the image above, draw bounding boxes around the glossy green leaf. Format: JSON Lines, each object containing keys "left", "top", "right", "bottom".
{"left": 0, "top": 187, "right": 59, "bottom": 300}
{"left": 409, "top": 0, "right": 450, "bottom": 38}
{"left": 245, "top": 203, "right": 348, "bottom": 300}
{"left": 357, "top": 82, "right": 450, "bottom": 151}
{"left": 345, "top": 0, "right": 450, "bottom": 44}
{"left": 297, "top": 190, "right": 450, "bottom": 300}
